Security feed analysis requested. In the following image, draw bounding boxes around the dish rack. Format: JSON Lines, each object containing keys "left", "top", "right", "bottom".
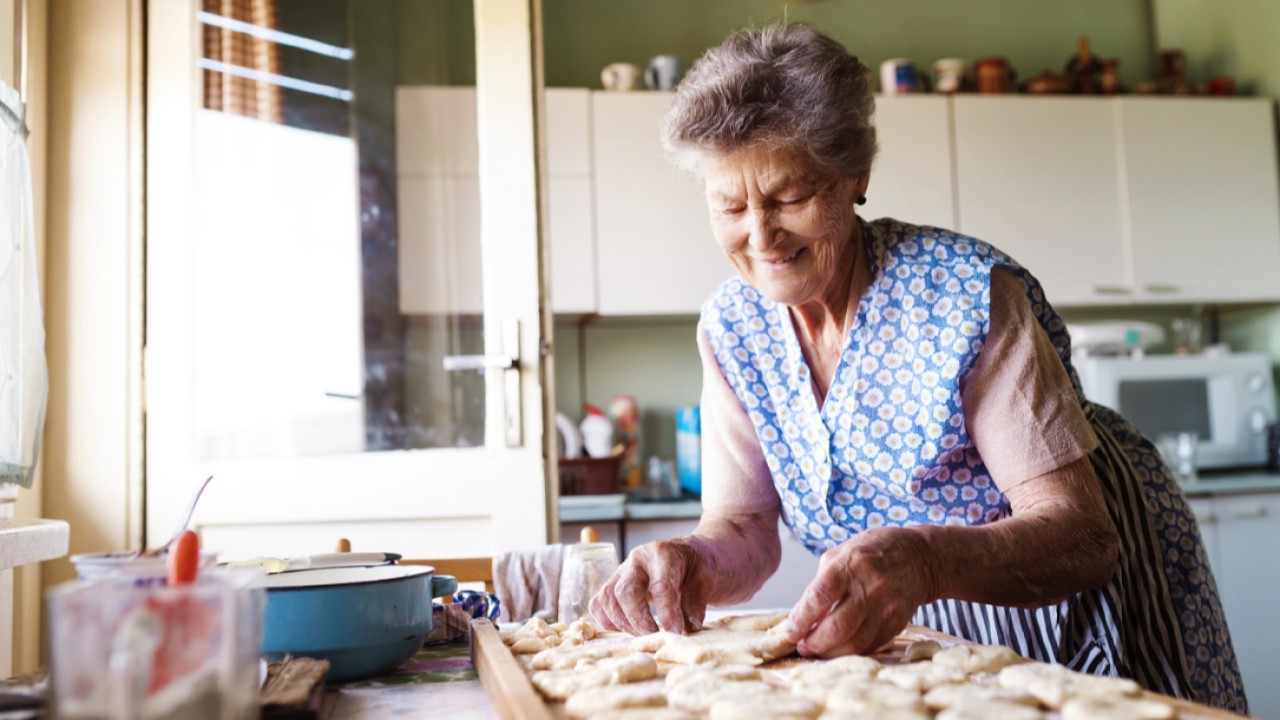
{"left": 557, "top": 456, "right": 620, "bottom": 496}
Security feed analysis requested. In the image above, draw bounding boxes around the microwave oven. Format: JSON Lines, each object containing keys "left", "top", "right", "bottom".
{"left": 1074, "top": 353, "right": 1277, "bottom": 470}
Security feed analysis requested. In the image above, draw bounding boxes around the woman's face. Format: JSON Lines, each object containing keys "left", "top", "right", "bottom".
{"left": 701, "top": 145, "right": 863, "bottom": 308}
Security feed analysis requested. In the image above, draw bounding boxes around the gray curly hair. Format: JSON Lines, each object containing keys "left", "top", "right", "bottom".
{"left": 661, "top": 22, "right": 877, "bottom": 181}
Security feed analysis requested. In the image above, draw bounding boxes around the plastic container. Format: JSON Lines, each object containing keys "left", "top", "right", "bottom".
{"left": 558, "top": 456, "right": 621, "bottom": 495}
{"left": 675, "top": 406, "right": 701, "bottom": 495}
{"left": 579, "top": 405, "right": 614, "bottom": 459}
{"left": 71, "top": 550, "right": 221, "bottom": 586}
{"left": 608, "top": 396, "right": 641, "bottom": 489}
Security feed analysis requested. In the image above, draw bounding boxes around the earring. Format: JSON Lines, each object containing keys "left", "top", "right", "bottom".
{"left": 856, "top": 195, "right": 867, "bottom": 205}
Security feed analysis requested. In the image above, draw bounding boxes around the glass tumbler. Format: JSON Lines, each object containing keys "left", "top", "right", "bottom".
{"left": 558, "top": 538, "right": 620, "bottom": 624}
{"left": 1157, "top": 431, "right": 1200, "bottom": 485}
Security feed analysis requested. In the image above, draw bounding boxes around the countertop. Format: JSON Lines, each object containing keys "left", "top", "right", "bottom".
{"left": 557, "top": 470, "right": 1280, "bottom": 523}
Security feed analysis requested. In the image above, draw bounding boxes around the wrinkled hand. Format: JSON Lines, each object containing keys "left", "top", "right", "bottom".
{"left": 785, "top": 527, "right": 936, "bottom": 657}
{"left": 589, "top": 537, "right": 713, "bottom": 635}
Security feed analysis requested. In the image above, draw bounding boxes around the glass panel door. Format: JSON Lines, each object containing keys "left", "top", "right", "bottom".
{"left": 146, "top": 0, "right": 552, "bottom": 560}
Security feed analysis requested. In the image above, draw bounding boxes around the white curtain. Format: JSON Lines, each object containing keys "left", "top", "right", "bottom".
{"left": 0, "top": 79, "right": 44, "bottom": 488}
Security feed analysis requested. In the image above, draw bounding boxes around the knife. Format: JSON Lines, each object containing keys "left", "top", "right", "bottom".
{"left": 225, "top": 552, "right": 402, "bottom": 574}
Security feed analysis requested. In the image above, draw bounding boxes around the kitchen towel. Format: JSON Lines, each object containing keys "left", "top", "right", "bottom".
{"left": 493, "top": 543, "right": 565, "bottom": 624}
{"left": 0, "top": 80, "right": 45, "bottom": 489}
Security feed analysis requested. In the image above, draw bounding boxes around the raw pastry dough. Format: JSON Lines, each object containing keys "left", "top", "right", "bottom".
{"left": 709, "top": 694, "right": 821, "bottom": 720}
{"left": 709, "top": 612, "right": 791, "bottom": 633}
{"left": 901, "top": 640, "right": 942, "bottom": 663}
{"left": 531, "top": 644, "right": 612, "bottom": 670}
{"left": 817, "top": 711, "right": 929, "bottom": 720}
{"left": 565, "top": 685, "right": 668, "bottom": 718}
{"left": 653, "top": 628, "right": 796, "bottom": 666}
{"left": 824, "top": 680, "right": 926, "bottom": 714}
{"left": 631, "top": 632, "right": 676, "bottom": 653}
{"left": 997, "top": 663, "right": 1141, "bottom": 709}
{"left": 532, "top": 668, "right": 612, "bottom": 700}
{"left": 665, "top": 663, "right": 761, "bottom": 689}
{"left": 936, "top": 700, "right": 1044, "bottom": 720}
{"left": 788, "top": 657, "right": 882, "bottom": 702}
{"left": 592, "top": 654, "right": 658, "bottom": 684}
{"left": 668, "top": 679, "right": 777, "bottom": 712}
{"left": 511, "top": 637, "right": 552, "bottom": 654}
{"left": 922, "top": 683, "right": 1039, "bottom": 710}
{"left": 1060, "top": 696, "right": 1175, "bottom": 720}
{"left": 931, "top": 644, "right": 1027, "bottom": 674}
{"left": 876, "top": 662, "right": 967, "bottom": 692}
{"left": 585, "top": 710, "right": 697, "bottom": 720}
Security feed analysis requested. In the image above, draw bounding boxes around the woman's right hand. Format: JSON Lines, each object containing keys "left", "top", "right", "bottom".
{"left": 588, "top": 536, "right": 713, "bottom": 635}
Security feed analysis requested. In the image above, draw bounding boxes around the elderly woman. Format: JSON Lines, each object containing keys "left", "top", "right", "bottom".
{"left": 588, "top": 22, "right": 1246, "bottom": 713}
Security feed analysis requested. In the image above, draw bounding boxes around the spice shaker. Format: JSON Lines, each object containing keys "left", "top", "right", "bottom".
{"left": 558, "top": 526, "right": 620, "bottom": 624}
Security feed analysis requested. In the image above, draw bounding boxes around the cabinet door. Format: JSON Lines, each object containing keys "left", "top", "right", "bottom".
{"left": 546, "top": 90, "right": 597, "bottom": 314}
{"left": 592, "top": 92, "right": 730, "bottom": 315}
{"left": 1120, "top": 98, "right": 1280, "bottom": 303}
{"left": 1215, "top": 493, "right": 1280, "bottom": 719}
{"left": 953, "top": 97, "right": 1129, "bottom": 306}
{"left": 864, "top": 96, "right": 956, "bottom": 231}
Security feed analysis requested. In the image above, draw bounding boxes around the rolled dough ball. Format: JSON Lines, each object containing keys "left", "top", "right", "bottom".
{"left": 876, "top": 662, "right": 967, "bottom": 692}
{"left": 901, "top": 640, "right": 942, "bottom": 663}
{"left": 665, "top": 663, "right": 761, "bottom": 689}
{"left": 668, "top": 679, "right": 777, "bottom": 712}
{"left": 531, "top": 644, "right": 612, "bottom": 670}
{"left": 931, "top": 644, "right": 1028, "bottom": 674}
{"left": 565, "top": 685, "right": 668, "bottom": 718}
{"left": 511, "top": 637, "right": 552, "bottom": 654}
{"left": 825, "top": 680, "right": 925, "bottom": 714}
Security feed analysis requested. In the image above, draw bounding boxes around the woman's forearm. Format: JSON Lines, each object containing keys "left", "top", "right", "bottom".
{"left": 687, "top": 509, "right": 782, "bottom": 606}
{"left": 906, "top": 458, "right": 1121, "bottom": 608}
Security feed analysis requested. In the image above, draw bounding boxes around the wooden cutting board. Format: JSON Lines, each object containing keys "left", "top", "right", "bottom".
{"left": 469, "top": 619, "right": 1248, "bottom": 720}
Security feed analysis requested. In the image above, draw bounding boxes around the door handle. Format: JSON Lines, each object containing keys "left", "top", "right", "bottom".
{"left": 1092, "top": 285, "right": 1132, "bottom": 296}
{"left": 442, "top": 319, "right": 523, "bottom": 448}
{"left": 1227, "top": 505, "right": 1267, "bottom": 520}
{"left": 1144, "top": 283, "right": 1180, "bottom": 294}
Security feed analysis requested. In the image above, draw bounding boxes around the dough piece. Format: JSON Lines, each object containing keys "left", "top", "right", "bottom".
{"left": 586, "top": 710, "right": 697, "bottom": 720}
{"left": 531, "top": 644, "right": 612, "bottom": 670}
{"left": 654, "top": 628, "right": 796, "bottom": 666}
{"left": 565, "top": 685, "right": 668, "bottom": 718}
{"left": 818, "top": 710, "right": 930, "bottom": 720}
{"left": 876, "top": 662, "right": 967, "bottom": 692}
{"left": 901, "top": 640, "right": 942, "bottom": 663}
{"left": 1060, "top": 696, "right": 1175, "bottom": 720}
{"left": 668, "top": 679, "right": 777, "bottom": 712}
{"left": 923, "top": 683, "right": 1039, "bottom": 710}
{"left": 511, "top": 637, "right": 552, "bottom": 654}
{"left": 931, "top": 644, "right": 1027, "bottom": 674}
{"left": 825, "top": 680, "right": 926, "bottom": 714}
{"left": 710, "top": 612, "right": 791, "bottom": 633}
{"left": 516, "top": 617, "right": 558, "bottom": 639}
{"left": 532, "top": 668, "right": 612, "bottom": 700}
{"left": 631, "top": 632, "right": 676, "bottom": 653}
{"left": 567, "top": 618, "right": 600, "bottom": 640}
{"left": 997, "top": 663, "right": 1141, "bottom": 709}
{"left": 552, "top": 622, "right": 570, "bottom": 633}
{"left": 709, "top": 694, "right": 821, "bottom": 720}
{"left": 500, "top": 630, "right": 518, "bottom": 646}
{"left": 788, "top": 657, "right": 883, "bottom": 702}
{"left": 936, "top": 700, "right": 1044, "bottom": 720}
{"left": 665, "top": 663, "right": 761, "bottom": 690}
{"left": 592, "top": 654, "right": 659, "bottom": 684}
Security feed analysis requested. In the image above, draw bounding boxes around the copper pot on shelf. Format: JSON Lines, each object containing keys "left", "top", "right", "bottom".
{"left": 975, "top": 57, "right": 1016, "bottom": 94}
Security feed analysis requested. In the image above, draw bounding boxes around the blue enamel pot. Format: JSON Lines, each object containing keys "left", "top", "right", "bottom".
{"left": 262, "top": 565, "right": 458, "bottom": 683}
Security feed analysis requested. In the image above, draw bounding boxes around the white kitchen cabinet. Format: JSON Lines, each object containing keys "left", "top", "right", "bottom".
{"left": 592, "top": 92, "right": 728, "bottom": 316}
{"left": 396, "top": 86, "right": 597, "bottom": 315}
{"left": 1203, "top": 491, "right": 1280, "bottom": 719}
{"left": 1186, "top": 496, "right": 1221, "bottom": 573}
{"left": 1119, "top": 98, "right": 1280, "bottom": 304}
{"left": 953, "top": 97, "right": 1130, "bottom": 306}
{"left": 864, "top": 95, "right": 956, "bottom": 231}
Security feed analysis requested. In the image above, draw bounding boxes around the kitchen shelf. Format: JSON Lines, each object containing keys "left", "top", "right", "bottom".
{"left": 0, "top": 518, "right": 71, "bottom": 571}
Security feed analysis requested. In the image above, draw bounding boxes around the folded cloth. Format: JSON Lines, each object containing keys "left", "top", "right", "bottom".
{"left": 493, "top": 544, "right": 565, "bottom": 623}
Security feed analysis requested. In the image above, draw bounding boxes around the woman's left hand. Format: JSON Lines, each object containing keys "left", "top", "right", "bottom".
{"left": 784, "top": 527, "right": 937, "bottom": 657}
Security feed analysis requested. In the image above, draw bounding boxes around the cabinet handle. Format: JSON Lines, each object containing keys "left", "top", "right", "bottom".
{"left": 1144, "top": 283, "right": 1180, "bottom": 294}
{"left": 1093, "top": 285, "right": 1132, "bottom": 296}
{"left": 1227, "top": 505, "right": 1267, "bottom": 520}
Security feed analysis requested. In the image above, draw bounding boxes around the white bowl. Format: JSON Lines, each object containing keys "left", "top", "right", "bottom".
{"left": 70, "top": 550, "right": 220, "bottom": 585}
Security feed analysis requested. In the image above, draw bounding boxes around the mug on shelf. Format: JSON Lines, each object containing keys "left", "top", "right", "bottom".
{"left": 644, "top": 55, "right": 684, "bottom": 91}
{"left": 601, "top": 62, "right": 642, "bottom": 91}
{"left": 933, "top": 58, "right": 966, "bottom": 94}
{"left": 880, "top": 58, "right": 923, "bottom": 95}
{"left": 975, "top": 57, "right": 1016, "bottom": 94}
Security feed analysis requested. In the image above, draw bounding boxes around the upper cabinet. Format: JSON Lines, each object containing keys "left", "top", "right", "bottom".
{"left": 400, "top": 89, "right": 1280, "bottom": 316}
{"left": 591, "top": 92, "right": 728, "bottom": 316}
{"left": 864, "top": 96, "right": 956, "bottom": 231}
{"left": 952, "top": 97, "right": 1129, "bottom": 305}
{"left": 1119, "top": 98, "right": 1280, "bottom": 303}
{"left": 395, "top": 86, "right": 597, "bottom": 316}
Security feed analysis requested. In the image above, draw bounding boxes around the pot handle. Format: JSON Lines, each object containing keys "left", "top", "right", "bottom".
{"left": 431, "top": 574, "right": 458, "bottom": 599}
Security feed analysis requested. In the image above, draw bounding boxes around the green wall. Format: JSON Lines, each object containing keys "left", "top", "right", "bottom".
{"left": 543, "top": 0, "right": 1155, "bottom": 89}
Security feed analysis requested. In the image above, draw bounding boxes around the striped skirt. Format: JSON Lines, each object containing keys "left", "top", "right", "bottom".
{"left": 910, "top": 402, "right": 1247, "bottom": 714}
